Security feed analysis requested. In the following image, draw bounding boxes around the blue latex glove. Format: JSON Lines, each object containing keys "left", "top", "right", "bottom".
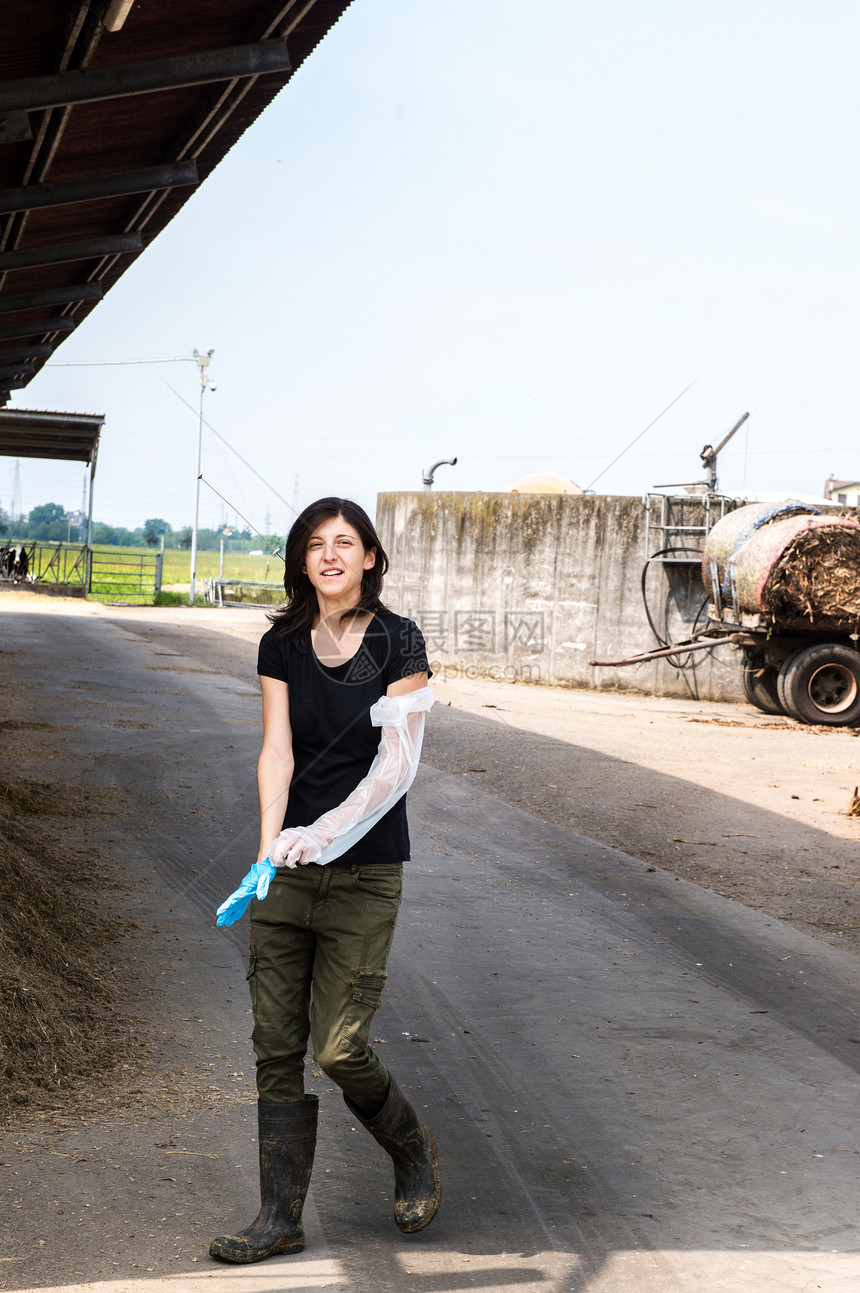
{"left": 216, "top": 858, "right": 277, "bottom": 927}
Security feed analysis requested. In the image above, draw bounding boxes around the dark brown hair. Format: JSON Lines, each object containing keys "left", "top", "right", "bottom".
{"left": 268, "top": 497, "right": 389, "bottom": 640}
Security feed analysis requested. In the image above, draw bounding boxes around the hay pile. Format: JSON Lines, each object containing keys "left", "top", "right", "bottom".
{"left": 0, "top": 783, "right": 133, "bottom": 1118}
{"left": 764, "top": 524, "right": 860, "bottom": 623}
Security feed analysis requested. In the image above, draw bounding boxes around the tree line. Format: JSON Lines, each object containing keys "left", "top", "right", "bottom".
{"left": 0, "top": 502, "right": 279, "bottom": 552}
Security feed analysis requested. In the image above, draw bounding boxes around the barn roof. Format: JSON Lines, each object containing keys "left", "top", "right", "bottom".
{"left": 0, "top": 407, "right": 103, "bottom": 471}
{"left": 0, "top": 0, "right": 354, "bottom": 413}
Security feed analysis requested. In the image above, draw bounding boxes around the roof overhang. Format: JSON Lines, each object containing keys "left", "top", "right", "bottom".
{"left": 0, "top": 1, "right": 354, "bottom": 405}
{"left": 0, "top": 407, "right": 103, "bottom": 469}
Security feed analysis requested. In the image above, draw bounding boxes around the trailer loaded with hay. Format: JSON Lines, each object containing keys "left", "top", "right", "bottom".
{"left": 592, "top": 500, "right": 860, "bottom": 726}
{"left": 702, "top": 501, "right": 860, "bottom": 724}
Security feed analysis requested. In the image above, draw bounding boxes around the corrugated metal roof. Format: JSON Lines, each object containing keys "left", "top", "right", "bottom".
{"left": 0, "top": 0, "right": 354, "bottom": 412}
{"left": 0, "top": 407, "right": 103, "bottom": 464}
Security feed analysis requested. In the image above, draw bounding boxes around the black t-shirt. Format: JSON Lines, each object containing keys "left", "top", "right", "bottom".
{"left": 256, "top": 611, "right": 431, "bottom": 865}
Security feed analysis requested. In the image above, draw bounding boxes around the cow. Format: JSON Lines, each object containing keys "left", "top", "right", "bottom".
{"left": 0, "top": 543, "right": 28, "bottom": 582}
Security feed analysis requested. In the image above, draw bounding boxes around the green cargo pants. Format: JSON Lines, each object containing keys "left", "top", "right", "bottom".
{"left": 248, "top": 861, "right": 403, "bottom": 1110}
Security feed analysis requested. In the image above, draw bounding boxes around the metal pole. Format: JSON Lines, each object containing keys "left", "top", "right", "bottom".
{"left": 189, "top": 387, "right": 203, "bottom": 603}
{"left": 85, "top": 459, "right": 95, "bottom": 596}
{"left": 189, "top": 349, "right": 213, "bottom": 604}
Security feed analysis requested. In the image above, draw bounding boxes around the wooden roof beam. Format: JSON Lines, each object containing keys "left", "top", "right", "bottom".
{"left": 0, "top": 42, "right": 291, "bottom": 114}
{"left": 0, "top": 162, "right": 198, "bottom": 215}
{"left": 0, "top": 346, "right": 54, "bottom": 363}
{"left": 0, "top": 233, "right": 142, "bottom": 272}
{"left": 0, "top": 318, "right": 76, "bottom": 341}
{"left": 0, "top": 284, "right": 104, "bottom": 315}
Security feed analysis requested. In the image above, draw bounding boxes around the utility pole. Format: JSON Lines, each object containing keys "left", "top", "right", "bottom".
{"left": 11, "top": 459, "right": 21, "bottom": 528}
{"left": 189, "top": 348, "right": 214, "bottom": 604}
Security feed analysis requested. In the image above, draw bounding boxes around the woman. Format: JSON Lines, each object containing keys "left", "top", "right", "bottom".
{"left": 210, "top": 497, "right": 440, "bottom": 1264}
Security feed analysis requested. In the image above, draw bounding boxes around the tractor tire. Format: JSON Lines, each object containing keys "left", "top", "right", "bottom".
{"left": 741, "top": 662, "right": 783, "bottom": 715}
{"left": 777, "top": 642, "right": 860, "bottom": 726}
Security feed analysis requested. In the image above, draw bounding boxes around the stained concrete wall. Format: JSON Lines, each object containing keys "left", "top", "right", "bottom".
{"left": 376, "top": 491, "right": 745, "bottom": 701}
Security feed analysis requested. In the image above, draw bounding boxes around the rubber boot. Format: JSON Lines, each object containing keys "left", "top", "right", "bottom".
{"left": 209, "top": 1094, "right": 318, "bottom": 1264}
{"left": 345, "top": 1076, "right": 441, "bottom": 1233}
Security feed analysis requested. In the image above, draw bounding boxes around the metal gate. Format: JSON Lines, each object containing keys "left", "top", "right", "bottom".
{"left": 88, "top": 548, "right": 162, "bottom": 599}
{"left": 208, "top": 577, "right": 283, "bottom": 607}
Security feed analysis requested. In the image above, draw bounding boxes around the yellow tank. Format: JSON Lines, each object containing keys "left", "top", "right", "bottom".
{"left": 508, "top": 473, "right": 582, "bottom": 495}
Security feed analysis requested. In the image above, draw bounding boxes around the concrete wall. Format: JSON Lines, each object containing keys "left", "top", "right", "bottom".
{"left": 376, "top": 491, "right": 745, "bottom": 701}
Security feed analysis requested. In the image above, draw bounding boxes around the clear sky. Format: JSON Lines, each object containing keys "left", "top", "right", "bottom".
{"left": 3, "top": 0, "right": 858, "bottom": 533}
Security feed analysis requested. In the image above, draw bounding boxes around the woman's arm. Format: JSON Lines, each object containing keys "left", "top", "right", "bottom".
{"left": 386, "top": 670, "right": 429, "bottom": 698}
{"left": 270, "top": 681, "right": 434, "bottom": 867}
{"left": 257, "top": 674, "right": 294, "bottom": 862}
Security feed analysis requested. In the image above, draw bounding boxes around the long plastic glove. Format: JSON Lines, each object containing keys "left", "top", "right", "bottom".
{"left": 215, "top": 858, "right": 277, "bottom": 926}
{"left": 270, "top": 685, "right": 434, "bottom": 868}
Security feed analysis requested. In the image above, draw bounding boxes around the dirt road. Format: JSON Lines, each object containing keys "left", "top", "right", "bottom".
{"left": 422, "top": 674, "right": 860, "bottom": 956}
{"left": 18, "top": 591, "right": 856, "bottom": 958}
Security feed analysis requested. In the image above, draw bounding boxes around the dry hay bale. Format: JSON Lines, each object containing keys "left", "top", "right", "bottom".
{"left": 702, "top": 500, "right": 819, "bottom": 599}
{"left": 727, "top": 514, "right": 860, "bottom": 619}
{"left": 763, "top": 523, "right": 860, "bottom": 622}
{"left": 0, "top": 795, "right": 133, "bottom": 1118}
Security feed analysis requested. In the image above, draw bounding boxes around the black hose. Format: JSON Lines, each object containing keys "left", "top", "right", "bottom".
{"left": 640, "top": 546, "right": 709, "bottom": 671}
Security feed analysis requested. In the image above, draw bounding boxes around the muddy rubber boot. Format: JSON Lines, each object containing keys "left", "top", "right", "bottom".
{"left": 345, "top": 1077, "right": 440, "bottom": 1233}
{"left": 209, "top": 1094, "right": 318, "bottom": 1264}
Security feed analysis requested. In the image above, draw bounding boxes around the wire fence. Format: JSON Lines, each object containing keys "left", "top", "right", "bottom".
{"left": 89, "top": 548, "right": 162, "bottom": 601}
{"left": 208, "top": 577, "right": 284, "bottom": 608}
{"left": 0, "top": 542, "right": 162, "bottom": 601}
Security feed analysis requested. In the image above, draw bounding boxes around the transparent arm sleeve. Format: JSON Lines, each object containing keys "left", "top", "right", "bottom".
{"left": 269, "top": 685, "right": 434, "bottom": 867}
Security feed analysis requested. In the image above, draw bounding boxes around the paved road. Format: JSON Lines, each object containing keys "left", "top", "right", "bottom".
{"left": 2, "top": 603, "right": 859, "bottom": 1292}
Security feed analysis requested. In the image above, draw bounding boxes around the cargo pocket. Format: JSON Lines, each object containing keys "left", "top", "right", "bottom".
{"left": 341, "top": 968, "right": 388, "bottom": 1053}
{"left": 351, "top": 968, "right": 387, "bottom": 1010}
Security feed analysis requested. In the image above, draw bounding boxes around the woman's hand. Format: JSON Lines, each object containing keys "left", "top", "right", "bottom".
{"left": 270, "top": 825, "right": 326, "bottom": 868}
{"left": 215, "top": 858, "right": 276, "bottom": 925}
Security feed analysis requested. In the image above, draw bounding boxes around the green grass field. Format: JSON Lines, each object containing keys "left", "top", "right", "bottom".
{"left": 159, "top": 548, "right": 282, "bottom": 586}
{"left": 87, "top": 546, "right": 284, "bottom": 604}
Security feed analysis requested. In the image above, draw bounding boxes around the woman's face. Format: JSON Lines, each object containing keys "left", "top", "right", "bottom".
{"left": 302, "top": 514, "right": 376, "bottom": 604}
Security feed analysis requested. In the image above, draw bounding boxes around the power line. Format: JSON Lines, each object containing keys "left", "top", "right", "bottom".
{"left": 161, "top": 378, "right": 295, "bottom": 518}
{"left": 583, "top": 376, "right": 700, "bottom": 491}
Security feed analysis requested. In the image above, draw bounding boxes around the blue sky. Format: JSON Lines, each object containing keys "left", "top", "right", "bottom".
{"left": 4, "top": 0, "right": 858, "bottom": 531}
